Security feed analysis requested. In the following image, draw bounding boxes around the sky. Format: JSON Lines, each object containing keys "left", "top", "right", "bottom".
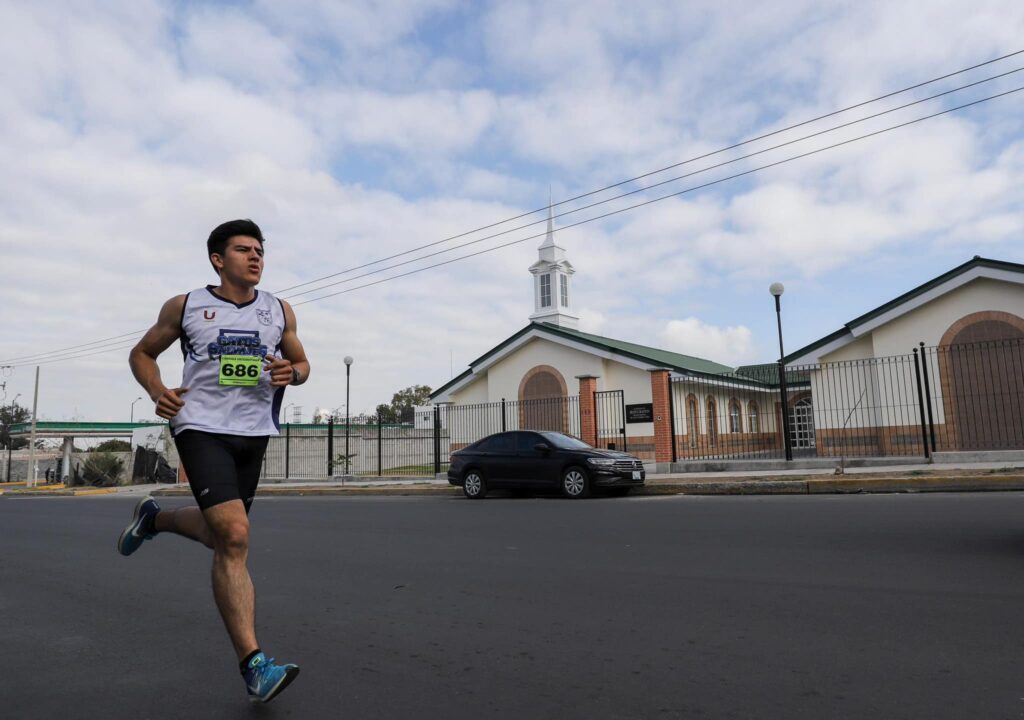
{"left": 1, "top": 0, "right": 1022, "bottom": 424}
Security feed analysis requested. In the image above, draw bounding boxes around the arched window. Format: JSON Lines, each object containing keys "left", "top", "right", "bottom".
{"left": 706, "top": 397, "right": 718, "bottom": 447}
{"left": 747, "top": 401, "right": 760, "bottom": 434}
{"left": 687, "top": 396, "right": 698, "bottom": 448}
{"left": 728, "top": 399, "right": 742, "bottom": 433}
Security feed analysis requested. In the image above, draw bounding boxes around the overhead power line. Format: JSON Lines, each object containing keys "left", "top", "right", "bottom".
{"left": 276, "top": 67, "right": 1022, "bottom": 302}
{"left": 274, "top": 48, "right": 1024, "bottom": 296}
{"left": 12, "top": 82, "right": 1020, "bottom": 368}
{"left": 3, "top": 50, "right": 1022, "bottom": 367}
{"left": 286, "top": 86, "right": 1023, "bottom": 307}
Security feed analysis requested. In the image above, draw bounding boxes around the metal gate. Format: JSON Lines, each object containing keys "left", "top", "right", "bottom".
{"left": 595, "top": 390, "right": 627, "bottom": 452}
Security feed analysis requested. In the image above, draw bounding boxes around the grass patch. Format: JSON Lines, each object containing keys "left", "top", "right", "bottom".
{"left": 354, "top": 464, "right": 437, "bottom": 476}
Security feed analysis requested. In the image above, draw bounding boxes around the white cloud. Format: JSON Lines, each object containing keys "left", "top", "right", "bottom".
{"left": 660, "top": 318, "right": 756, "bottom": 366}
{"left": 2, "top": 0, "right": 1023, "bottom": 424}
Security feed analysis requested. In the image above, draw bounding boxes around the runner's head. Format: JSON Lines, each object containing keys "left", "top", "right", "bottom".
{"left": 207, "top": 219, "right": 265, "bottom": 284}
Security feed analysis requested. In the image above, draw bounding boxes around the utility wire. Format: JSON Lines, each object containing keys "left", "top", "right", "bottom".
{"left": 276, "top": 67, "right": 1023, "bottom": 301}
{"left": 272, "top": 48, "right": 1024, "bottom": 296}
{"left": 8, "top": 83, "right": 1023, "bottom": 365}
{"left": 286, "top": 86, "right": 1022, "bottom": 307}
{"left": 3, "top": 51, "right": 1022, "bottom": 366}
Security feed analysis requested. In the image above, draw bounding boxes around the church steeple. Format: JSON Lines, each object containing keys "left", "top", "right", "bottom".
{"left": 529, "top": 197, "right": 579, "bottom": 329}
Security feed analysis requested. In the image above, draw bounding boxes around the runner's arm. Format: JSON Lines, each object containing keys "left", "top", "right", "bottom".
{"left": 129, "top": 295, "right": 189, "bottom": 418}
{"left": 265, "top": 300, "right": 310, "bottom": 387}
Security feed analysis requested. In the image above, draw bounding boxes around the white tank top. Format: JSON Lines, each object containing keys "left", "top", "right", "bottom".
{"left": 171, "top": 286, "right": 286, "bottom": 437}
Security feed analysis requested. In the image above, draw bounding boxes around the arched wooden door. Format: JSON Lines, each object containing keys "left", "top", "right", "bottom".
{"left": 946, "top": 319, "right": 1024, "bottom": 450}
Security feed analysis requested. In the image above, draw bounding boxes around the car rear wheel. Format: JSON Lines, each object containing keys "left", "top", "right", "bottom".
{"left": 463, "top": 469, "right": 487, "bottom": 499}
{"left": 561, "top": 466, "right": 590, "bottom": 499}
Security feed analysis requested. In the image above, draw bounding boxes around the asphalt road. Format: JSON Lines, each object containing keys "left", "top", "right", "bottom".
{"left": 3, "top": 492, "right": 1024, "bottom": 719}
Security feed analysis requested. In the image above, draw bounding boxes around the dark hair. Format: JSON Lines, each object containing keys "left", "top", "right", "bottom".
{"left": 207, "top": 219, "right": 265, "bottom": 274}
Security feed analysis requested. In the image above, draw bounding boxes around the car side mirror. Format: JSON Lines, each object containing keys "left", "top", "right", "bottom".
{"left": 534, "top": 442, "right": 551, "bottom": 452}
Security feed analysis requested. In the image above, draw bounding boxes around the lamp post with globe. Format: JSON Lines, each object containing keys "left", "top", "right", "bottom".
{"left": 769, "top": 282, "right": 793, "bottom": 461}
{"left": 344, "top": 356, "right": 353, "bottom": 475}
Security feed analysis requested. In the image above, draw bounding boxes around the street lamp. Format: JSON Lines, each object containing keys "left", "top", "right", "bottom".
{"left": 344, "top": 356, "right": 353, "bottom": 475}
{"left": 769, "top": 282, "right": 793, "bottom": 461}
{"left": 130, "top": 396, "right": 143, "bottom": 424}
{"left": 283, "top": 403, "right": 295, "bottom": 425}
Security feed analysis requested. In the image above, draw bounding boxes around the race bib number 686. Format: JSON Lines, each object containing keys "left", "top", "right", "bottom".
{"left": 219, "top": 354, "right": 262, "bottom": 386}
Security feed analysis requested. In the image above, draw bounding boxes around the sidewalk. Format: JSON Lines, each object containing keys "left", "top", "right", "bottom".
{"left": 3, "top": 459, "right": 1024, "bottom": 497}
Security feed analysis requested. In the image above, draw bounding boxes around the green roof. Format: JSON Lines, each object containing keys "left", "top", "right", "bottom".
{"left": 431, "top": 321, "right": 735, "bottom": 399}
{"left": 784, "top": 256, "right": 1024, "bottom": 363}
{"left": 540, "top": 323, "right": 735, "bottom": 375}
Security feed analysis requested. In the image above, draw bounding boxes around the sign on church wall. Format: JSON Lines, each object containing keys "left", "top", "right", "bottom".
{"left": 626, "top": 403, "right": 654, "bottom": 423}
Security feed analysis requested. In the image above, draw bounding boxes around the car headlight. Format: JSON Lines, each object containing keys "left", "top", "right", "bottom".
{"left": 586, "top": 458, "right": 615, "bottom": 466}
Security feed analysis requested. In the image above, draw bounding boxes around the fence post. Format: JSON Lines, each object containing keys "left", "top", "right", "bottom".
{"left": 433, "top": 405, "right": 441, "bottom": 475}
{"left": 619, "top": 391, "right": 628, "bottom": 453}
{"left": 778, "top": 360, "right": 793, "bottom": 461}
{"left": 667, "top": 374, "right": 677, "bottom": 463}
{"left": 918, "top": 342, "right": 936, "bottom": 451}
{"left": 377, "top": 414, "right": 383, "bottom": 477}
{"left": 327, "top": 417, "right": 334, "bottom": 477}
{"left": 912, "top": 349, "right": 931, "bottom": 460}
{"left": 285, "top": 423, "right": 291, "bottom": 480}
{"left": 501, "top": 398, "right": 507, "bottom": 432}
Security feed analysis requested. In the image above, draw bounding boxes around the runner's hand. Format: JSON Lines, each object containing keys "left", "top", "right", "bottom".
{"left": 264, "top": 355, "right": 294, "bottom": 387}
{"left": 154, "top": 387, "right": 188, "bottom": 419}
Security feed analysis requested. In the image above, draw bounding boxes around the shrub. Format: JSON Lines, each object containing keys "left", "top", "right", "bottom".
{"left": 82, "top": 452, "right": 123, "bottom": 486}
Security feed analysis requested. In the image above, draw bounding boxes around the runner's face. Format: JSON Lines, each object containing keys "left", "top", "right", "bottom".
{"left": 216, "top": 235, "right": 264, "bottom": 284}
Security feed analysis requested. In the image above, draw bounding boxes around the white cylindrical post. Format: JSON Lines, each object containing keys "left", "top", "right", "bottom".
{"left": 26, "top": 367, "right": 40, "bottom": 486}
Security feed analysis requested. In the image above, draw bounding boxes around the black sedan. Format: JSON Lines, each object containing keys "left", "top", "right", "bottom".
{"left": 448, "top": 430, "right": 646, "bottom": 499}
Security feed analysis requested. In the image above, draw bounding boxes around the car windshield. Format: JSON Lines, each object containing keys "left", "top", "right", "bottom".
{"left": 539, "top": 432, "right": 593, "bottom": 450}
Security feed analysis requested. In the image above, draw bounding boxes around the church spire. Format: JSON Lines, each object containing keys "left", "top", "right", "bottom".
{"left": 529, "top": 189, "right": 578, "bottom": 329}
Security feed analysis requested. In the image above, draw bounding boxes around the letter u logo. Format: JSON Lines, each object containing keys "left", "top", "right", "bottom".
{"left": 204, "top": 310, "right": 216, "bottom": 320}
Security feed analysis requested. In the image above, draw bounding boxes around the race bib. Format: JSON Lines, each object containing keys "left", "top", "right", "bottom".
{"left": 219, "top": 354, "right": 263, "bottom": 386}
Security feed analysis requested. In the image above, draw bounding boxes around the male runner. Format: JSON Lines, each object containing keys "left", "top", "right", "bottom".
{"left": 121, "top": 219, "right": 309, "bottom": 704}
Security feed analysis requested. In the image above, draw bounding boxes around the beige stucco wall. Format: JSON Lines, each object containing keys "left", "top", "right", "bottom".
{"left": 819, "top": 278, "right": 1024, "bottom": 364}
{"left": 812, "top": 278, "right": 1024, "bottom": 428}
{"left": 483, "top": 337, "right": 603, "bottom": 400}
{"left": 820, "top": 335, "right": 874, "bottom": 364}
{"left": 450, "top": 375, "right": 489, "bottom": 405}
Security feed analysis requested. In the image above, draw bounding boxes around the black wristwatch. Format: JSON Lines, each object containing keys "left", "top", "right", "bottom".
{"left": 290, "top": 368, "right": 301, "bottom": 385}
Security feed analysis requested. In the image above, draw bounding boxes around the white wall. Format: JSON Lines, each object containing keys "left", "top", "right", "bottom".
{"left": 874, "top": 278, "right": 1024, "bottom": 355}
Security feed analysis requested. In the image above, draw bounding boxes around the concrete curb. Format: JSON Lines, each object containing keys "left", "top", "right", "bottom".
{"left": 5, "top": 475, "right": 1024, "bottom": 498}
{"left": 0, "top": 486, "right": 116, "bottom": 497}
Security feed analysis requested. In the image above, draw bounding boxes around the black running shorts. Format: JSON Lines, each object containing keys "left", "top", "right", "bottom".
{"left": 173, "top": 430, "right": 269, "bottom": 513}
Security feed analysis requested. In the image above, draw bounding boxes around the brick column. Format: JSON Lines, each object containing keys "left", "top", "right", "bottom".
{"left": 576, "top": 375, "right": 599, "bottom": 446}
{"left": 650, "top": 369, "right": 673, "bottom": 466}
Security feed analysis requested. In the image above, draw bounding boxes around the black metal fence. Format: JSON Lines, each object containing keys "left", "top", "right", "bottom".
{"left": 260, "top": 397, "right": 581, "bottom": 480}
{"left": 919, "top": 337, "right": 1024, "bottom": 453}
{"left": 446, "top": 396, "right": 581, "bottom": 454}
{"left": 595, "top": 390, "right": 626, "bottom": 451}
{"left": 259, "top": 338, "right": 1024, "bottom": 477}
{"left": 668, "top": 337, "right": 1024, "bottom": 461}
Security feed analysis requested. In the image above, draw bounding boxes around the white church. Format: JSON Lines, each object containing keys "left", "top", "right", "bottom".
{"left": 431, "top": 209, "right": 1024, "bottom": 468}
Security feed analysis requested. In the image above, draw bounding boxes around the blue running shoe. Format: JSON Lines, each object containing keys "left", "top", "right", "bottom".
{"left": 117, "top": 495, "right": 160, "bottom": 557}
{"left": 243, "top": 653, "right": 300, "bottom": 704}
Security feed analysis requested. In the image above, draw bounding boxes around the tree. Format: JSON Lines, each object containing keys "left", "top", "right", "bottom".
{"left": 378, "top": 385, "right": 432, "bottom": 424}
{"left": 93, "top": 439, "right": 131, "bottom": 453}
{"left": 1, "top": 402, "right": 31, "bottom": 450}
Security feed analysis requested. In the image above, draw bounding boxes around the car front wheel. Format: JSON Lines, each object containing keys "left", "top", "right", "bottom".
{"left": 463, "top": 469, "right": 487, "bottom": 499}
{"left": 561, "top": 466, "right": 590, "bottom": 499}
